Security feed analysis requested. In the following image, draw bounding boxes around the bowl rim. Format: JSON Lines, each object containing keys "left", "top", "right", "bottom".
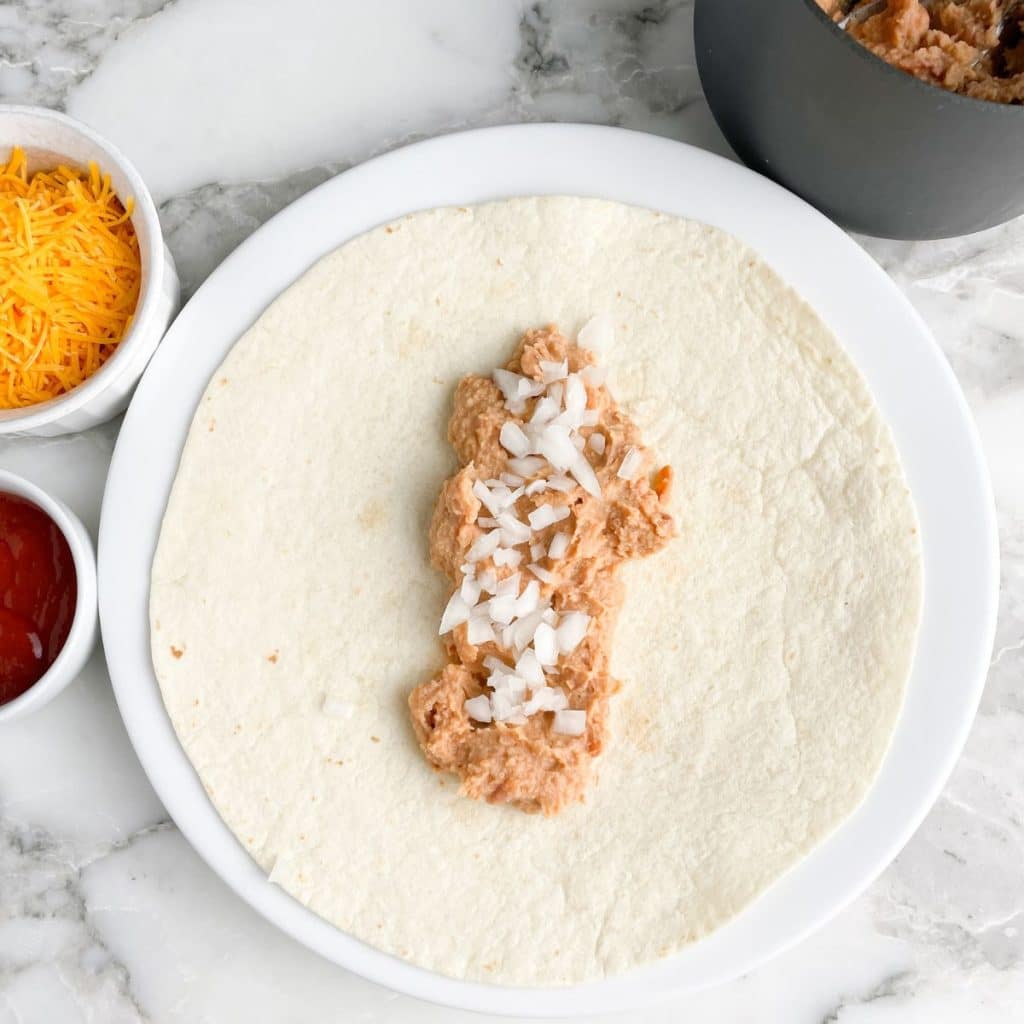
{"left": 0, "top": 469, "right": 98, "bottom": 725}
{"left": 802, "top": 0, "right": 1024, "bottom": 115}
{"left": 0, "top": 104, "right": 168, "bottom": 432}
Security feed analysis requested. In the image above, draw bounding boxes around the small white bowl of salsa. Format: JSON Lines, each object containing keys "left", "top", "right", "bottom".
{"left": 0, "top": 105, "right": 180, "bottom": 436}
{"left": 0, "top": 470, "right": 98, "bottom": 724}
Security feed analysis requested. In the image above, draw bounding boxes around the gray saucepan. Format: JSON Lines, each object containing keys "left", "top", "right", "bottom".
{"left": 694, "top": 0, "right": 1024, "bottom": 239}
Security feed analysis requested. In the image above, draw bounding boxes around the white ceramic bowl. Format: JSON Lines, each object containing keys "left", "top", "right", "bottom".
{"left": 0, "top": 105, "right": 180, "bottom": 436}
{"left": 0, "top": 471, "right": 98, "bottom": 725}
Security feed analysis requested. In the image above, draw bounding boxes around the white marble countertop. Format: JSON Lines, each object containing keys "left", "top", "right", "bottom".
{"left": 2, "top": 2, "right": 1023, "bottom": 1021}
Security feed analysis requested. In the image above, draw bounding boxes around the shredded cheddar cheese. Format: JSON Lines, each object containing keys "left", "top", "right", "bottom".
{"left": 0, "top": 146, "right": 141, "bottom": 409}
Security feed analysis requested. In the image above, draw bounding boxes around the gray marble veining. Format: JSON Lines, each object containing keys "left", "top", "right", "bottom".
{"left": 1, "top": 2, "right": 1022, "bottom": 1021}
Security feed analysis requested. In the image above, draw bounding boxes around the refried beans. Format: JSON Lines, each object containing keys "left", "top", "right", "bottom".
{"left": 819, "top": 0, "right": 1024, "bottom": 103}
{"left": 408, "top": 325, "right": 675, "bottom": 815}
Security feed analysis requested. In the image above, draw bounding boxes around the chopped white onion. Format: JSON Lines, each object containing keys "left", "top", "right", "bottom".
{"left": 467, "top": 613, "right": 495, "bottom": 646}
{"left": 484, "top": 482, "right": 515, "bottom": 512}
{"left": 553, "top": 708, "right": 587, "bottom": 736}
{"left": 546, "top": 475, "right": 575, "bottom": 493}
{"left": 550, "top": 407, "right": 580, "bottom": 431}
{"left": 488, "top": 594, "right": 518, "bottom": 624}
{"left": 466, "top": 529, "right": 502, "bottom": 563}
{"left": 508, "top": 456, "right": 546, "bottom": 478}
{"left": 515, "top": 648, "right": 545, "bottom": 687}
{"left": 460, "top": 575, "right": 482, "bottom": 604}
{"left": 492, "top": 547, "right": 522, "bottom": 568}
{"left": 528, "top": 503, "right": 571, "bottom": 531}
{"left": 497, "top": 512, "right": 532, "bottom": 546}
{"left": 618, "top": 446, "right": 643, "bottom": 481}
{"left": 472, "top": 480, "right": 501, "bottom": 516}
{"left": 465, "top": 695, "right": 492, "bottom": 722}
{"left": 492, "top": 368, "right": 521, "bottom": 402}
{"left": 491, "top": 674, "right": 527, "bottom": 706}
{"left": 490, "top": 690, "right": 515, "bottom": 721}
{"left": 510, "top": 607, "right": 548, "bottom": 653}
{"left": 496, "top": 572, "right": 521, "bottom": 597}
{"left": 540, "top": 359, "right": 569, "bottom": 384}
{"left": 516, "top": 376, "right": 543, "bottom": 399}
{"left": 500, "top": 421, "right": 531, "bottom": 458}
{"left": 547, "top": 531, "right": 570, "bottom": 560}
{"left": 523, "top": 686, "right": 568, "bottom": 715}
{"left": 512, "top": 579, "right": 541, "bottom": 618}
{"left": 556, "top": 611, "right": 590, "bottom": 654}
{"left": 522, "top": 690, "right": 549, "bottom": 716}
{"left": 528, "top": 504, "right": 555, "bottom": 531}
{"left": 530, "top": 395, "right": 561, "bottom": 425}
{"left": 485, "top": 664, "right": 509, "bottom": 688}
{"left": 439, "top": 591, "right": 472, "bottom": 634}
{"left": 548, "top": 687, "right": 569, "bottom": 711}
{"left": 533, "top": 622, "right": 559, "bottom": 666}
{"left": 528, "top": 563, "right": 557, "bottom": 584}
{"left": 577, "top": 314, "right": 614, "bottom": 353}
{"left": 443, "top": 344, "right": 628, "bottom": 716}
{"left": 569, "top": 453, "right": 601, "bottom": 498}
{"left": 564, "top": 374, "right": 587, "bottom": 417}
{"left": 494, "top": 369, "right": 543, "bottom": 410}
{"left": 531, "top": 423, "right": 577, "bottom": 470}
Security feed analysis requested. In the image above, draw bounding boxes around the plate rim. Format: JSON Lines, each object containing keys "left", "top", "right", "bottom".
{"left": 98, "top": 123, "right": 998, "bottom": 1017}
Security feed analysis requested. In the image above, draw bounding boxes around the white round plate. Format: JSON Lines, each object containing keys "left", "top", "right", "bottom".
{"left": 99, "top": 124, "right": 998, "bottom": 1017}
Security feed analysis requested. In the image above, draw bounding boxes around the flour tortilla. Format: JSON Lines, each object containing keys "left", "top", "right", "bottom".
{"left": 150, "top": 197, "right": 921, "bottom": 985}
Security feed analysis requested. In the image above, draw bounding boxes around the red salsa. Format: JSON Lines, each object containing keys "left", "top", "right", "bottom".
{"left": 0, "top": 493, "right": 77, "bottom": 705}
